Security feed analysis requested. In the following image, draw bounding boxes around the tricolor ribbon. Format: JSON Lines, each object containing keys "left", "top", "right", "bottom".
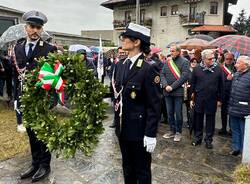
{"left": 167, "top": 58, "right": 181, "bottom": 80}
{"left": 36, "top": 61, "right": 65, "bottom": 104}
{"left": 221, "top": 64, "right": 233, "bottom": 76}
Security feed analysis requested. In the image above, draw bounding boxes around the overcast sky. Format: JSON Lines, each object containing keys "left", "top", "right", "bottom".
{"left": 0, "top": 0, "right": 249, "bottom": 35}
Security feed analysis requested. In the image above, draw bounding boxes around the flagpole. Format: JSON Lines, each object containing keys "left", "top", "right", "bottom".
{"left": 136, "top": 0, "right": 140, "bottom": 24}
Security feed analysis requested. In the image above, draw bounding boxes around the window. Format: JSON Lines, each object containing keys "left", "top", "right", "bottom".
{"left": 210, "top": 2, "right": 218, "bottom": 14}
{"left": 125, "top": 11, "right": 132, "bottom": 24}
{"left": 140, "top": 9, "right": 145, "bottom": 24}
{"left": 189, "top": 3, "right": 197, "bottom": 22}
{"left": 160, "top": 6, "right": 167, "bottom": 16}
{"left": 171, "top": 5, "right": 179, "bottom": 15}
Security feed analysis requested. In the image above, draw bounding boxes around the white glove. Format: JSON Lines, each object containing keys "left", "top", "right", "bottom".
{"left": 143, "top": 136, "right": 157, "bottom": 153}
{"left": 14, "top": 100, "right": 21, "bottom": 114}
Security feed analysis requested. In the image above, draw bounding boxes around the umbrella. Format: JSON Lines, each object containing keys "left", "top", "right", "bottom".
{"left": 104, "top": 48, "right": 117, "bottom": 58}
{"left": 210, "top": 35, "right": 250, "bottom": 57}
{"left": 68, "top": 44, "right": 91, "bottom": 53}
{"left": 166, "top": 41, "right": 182, "bottom": 48}
{"left": 151, "top": 47, "right": 162, "bottom": 54}
{"left": 0, "top": 24, "right": 51, "bottom": 48}
{"left": 89, "top": 46, "right": 100, "bottom": 53}
{"left": 179, "top": 38, "right": 216, "bottom": 50}
{"left": 188, "top": 34, "right": 214, "bottom": 42}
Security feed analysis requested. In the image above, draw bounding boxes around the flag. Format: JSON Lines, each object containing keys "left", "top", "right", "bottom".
{"left": 97, "top": 35, "right": 104, "bottom": 81}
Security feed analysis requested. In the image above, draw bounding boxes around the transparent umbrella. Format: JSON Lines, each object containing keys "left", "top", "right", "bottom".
{"left": 0, "top": 24, "right": 51, "bottom": 48}
{"left": 68, "top": 44, "right": 91, "bottom": 53}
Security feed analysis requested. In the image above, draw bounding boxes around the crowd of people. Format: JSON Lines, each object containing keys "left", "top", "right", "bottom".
{"left": 0, "top": 9, "right": 250, "bottom": 184}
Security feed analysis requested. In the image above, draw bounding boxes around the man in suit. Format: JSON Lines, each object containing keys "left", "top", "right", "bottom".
{"left": 112, "top": 23, "right": 161, "bottom": 184}
{"left": 13, "top": 10, "right": 57, "bottom": 182}
{"left": 190, "top": 50, "right": 224, "bottom": 149}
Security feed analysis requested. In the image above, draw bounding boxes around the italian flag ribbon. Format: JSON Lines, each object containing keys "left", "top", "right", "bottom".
{"left": 36, "top": 61, "right": 65, "bottom": 104}
{"left": 221, "top": 64, "right": 232, "bottom": 76}
{"left": 167, "top": 58, "right": 181, "bottom": 80}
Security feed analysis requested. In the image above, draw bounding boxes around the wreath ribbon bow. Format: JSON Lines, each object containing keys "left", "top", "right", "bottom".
{"left": 36, "top": 61, "right": 65, "bottom": 104}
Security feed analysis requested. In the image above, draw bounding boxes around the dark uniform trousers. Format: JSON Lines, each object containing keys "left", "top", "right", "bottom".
{"left": 113, "top": 54, "right": 161, "bottom": 184}
{"left": 119, "top": 140, "right": 152, "bottom": 184}
{"left": 14, "top": 39, "right": 56, "bottom": 168}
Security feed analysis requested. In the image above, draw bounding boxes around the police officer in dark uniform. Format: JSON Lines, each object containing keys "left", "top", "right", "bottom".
{"left": 13, "top": 10, "right": 57, "bottom": 182}
{"left": 113, "top": 23, "right": 161, "bottom": 184}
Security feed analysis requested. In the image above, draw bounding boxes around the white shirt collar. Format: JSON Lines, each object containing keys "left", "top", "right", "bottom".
{"left": 25, "top": 39, "right": 39, "bottom": 55}
{"left": 124, "top": 52, "right": 142, "bottom": 69}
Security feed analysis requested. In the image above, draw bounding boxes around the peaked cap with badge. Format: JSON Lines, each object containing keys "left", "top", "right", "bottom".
{"left": 22, "top": 10, "right": 48, "bottom": 26}
{"left": 120, "top": 23, "right": 151, "bottom": 45}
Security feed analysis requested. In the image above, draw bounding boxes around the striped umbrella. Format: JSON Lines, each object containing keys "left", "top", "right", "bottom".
{"left": 210, "top": 35, "right": 250, "bottom": 57}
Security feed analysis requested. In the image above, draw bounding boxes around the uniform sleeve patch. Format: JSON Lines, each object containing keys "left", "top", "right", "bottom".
{"left": 154, "top": 76, "right": 160, "bottom": 84}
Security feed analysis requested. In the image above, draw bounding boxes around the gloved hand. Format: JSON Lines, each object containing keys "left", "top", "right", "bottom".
{"left": 14, "top": 100, "right": 17, "bottom": 111}
{"left": 143, "top": 136, "right": 157, "bottom": 153}
{"left": 14, "top": 100, "right": 20, "bottom": 114}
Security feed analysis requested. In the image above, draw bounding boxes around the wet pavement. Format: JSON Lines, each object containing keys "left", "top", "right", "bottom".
{"left": 0, "top": 106, "right": 241, "bottom": 184}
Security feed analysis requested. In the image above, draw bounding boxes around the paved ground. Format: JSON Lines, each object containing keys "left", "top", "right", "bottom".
{"left": 0, "top": 103, "right": 241, "bottom": 184}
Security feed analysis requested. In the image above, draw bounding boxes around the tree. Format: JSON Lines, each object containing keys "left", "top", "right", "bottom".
{"left": 233, "top": 9, "right": 250, "bottom": 36}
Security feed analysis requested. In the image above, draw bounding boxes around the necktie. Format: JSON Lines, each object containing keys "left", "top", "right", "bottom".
{"left": 27, "top": 43, "right": 34, "bottom": 58}
{"left": 123, "top": 59, "right": 132, "bottom": 81}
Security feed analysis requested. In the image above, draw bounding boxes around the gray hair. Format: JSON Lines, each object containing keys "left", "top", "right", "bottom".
{"left": 201, "top": 49, "right": 214, "bottom": 60}
{"left": 237, "top": 56, "right": 250, "bottom": 67}
{"left": 170, "top": 44, "right": 181, "bottom": 52}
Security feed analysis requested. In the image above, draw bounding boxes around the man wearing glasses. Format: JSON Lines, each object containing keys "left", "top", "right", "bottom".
{"left": 13, "top": 10, "right": 56, "bottom": 182}
{"left": 190, "top": 50, "right": 224, "bottom": 149}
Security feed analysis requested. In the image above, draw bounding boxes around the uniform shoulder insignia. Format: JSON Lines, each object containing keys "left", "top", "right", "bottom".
{"left": 16, "top": 38, "right": 26, "bottom": 45}
{"left": 136, "top": 59, "right": 143, "bottom": 68}
{"left": 154, "top": 75, "right": 160, "bottom": 84}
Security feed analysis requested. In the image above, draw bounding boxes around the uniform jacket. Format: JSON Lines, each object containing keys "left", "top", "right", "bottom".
{"left": 160, "top": 56, "right": 189, "bottom": 96}
{"left": 13, "top": 39, "right": 57, "bottom": 100}
{"left": 113, "top": 54, "right": 161, "bottom": 141}
{"left": 229, "top": 69, "right": 250, "bottom": 118}
{"left": 190, "top": 64, "right": 224, "bottom": 114}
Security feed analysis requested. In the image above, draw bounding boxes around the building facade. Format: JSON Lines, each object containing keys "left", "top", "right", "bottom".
{"left": 0, "top": 6, "right": 24, "bottom": 36}
{"left": 48, "top": 31, "right": 111, "bottom": 47}
{"left": 101, "top": 0, "right": 238, "bottom": 48}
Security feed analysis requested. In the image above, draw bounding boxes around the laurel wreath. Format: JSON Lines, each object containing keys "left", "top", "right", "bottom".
{"left": 20, "top": 52, "right": 107, "bottom": 158}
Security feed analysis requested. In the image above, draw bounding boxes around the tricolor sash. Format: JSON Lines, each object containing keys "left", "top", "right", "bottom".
{"left": 221, "top": 64, "right": 233, "bottom": 76}
{"left": 167, "top": 58, "right": 181, "bottom": 80}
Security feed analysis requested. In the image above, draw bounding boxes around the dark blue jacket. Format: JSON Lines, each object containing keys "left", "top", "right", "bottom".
{"left": 229, "top": 69, "right": 250, "bottom": 118}
{"left": 190, "top": 64, "right": 224, "bottom": 114}
{"left": 13, "top": 39, "right": 57, "bottom": 100}
{"left": 113, "top": 54, "right": 161, "bottom": 141}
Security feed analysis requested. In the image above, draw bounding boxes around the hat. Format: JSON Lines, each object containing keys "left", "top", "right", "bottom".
{"left": 77, "top": 49, "right": 87, "bottom": 55}
{"left": 120, "top": 23, "right": 150, "bottom": 45}
{"left": 22, "top": 10, "right": 48, "bottom": 26}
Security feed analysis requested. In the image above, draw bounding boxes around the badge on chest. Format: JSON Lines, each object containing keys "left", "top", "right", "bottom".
{"left": 130, "top": 91, "right": 136, "bottom": 99}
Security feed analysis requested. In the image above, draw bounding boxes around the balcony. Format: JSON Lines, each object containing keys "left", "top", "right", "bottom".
{"left": 113, "top": 18, "right": 152, "bottom": 30}
{"left": 179, "top": 12, "right": 205, "bottom": 26}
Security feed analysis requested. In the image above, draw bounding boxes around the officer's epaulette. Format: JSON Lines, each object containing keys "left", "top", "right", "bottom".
{"left": 16, "top": 38, "right": 26, "bottom": 45}
{"left": 145, "top": 59, "right": 156, "bottom": 65}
